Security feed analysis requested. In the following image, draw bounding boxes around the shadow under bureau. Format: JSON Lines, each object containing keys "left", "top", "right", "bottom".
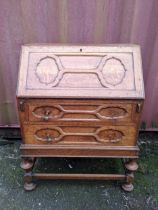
{"left": 16, "top": 44, "right": 145, "bottom": 191}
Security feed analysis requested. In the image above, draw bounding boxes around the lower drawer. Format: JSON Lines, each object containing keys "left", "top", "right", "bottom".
{"left": 23, "top": 124, "right": 137, "bottom": 146}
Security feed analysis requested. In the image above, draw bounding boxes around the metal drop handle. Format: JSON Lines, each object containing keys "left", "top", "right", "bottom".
{"left": 43, "top": 110, "right": 51, "bottom": 121}
{"left": 136, "top": 103, "right": 141, "bottom": 113}
{"left": 46, "top": 133, "right": 53, "bottom": 142}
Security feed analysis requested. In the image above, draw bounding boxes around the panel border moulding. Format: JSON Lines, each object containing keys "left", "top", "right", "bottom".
{"left": 17, "top": 44, "right": 145, "bottom": 99}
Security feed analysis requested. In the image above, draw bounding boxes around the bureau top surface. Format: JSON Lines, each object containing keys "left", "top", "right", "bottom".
{"left": 17, "top": 44, "right": 145, "bottom": 99}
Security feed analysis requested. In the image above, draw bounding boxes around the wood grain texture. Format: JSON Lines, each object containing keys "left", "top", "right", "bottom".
{"left": 16, "top": 45, "right": 144, "bottom": 99}
{"left": 20, "top": 144, "right": 139, "bottom": 158}
{"left": 17, "top": 45, "right": 144, "bottom": 158}
{"left": 32, "top": 173, "right": 126, "bottom": 180}
{"left": 28, "top": 100, "right": 135, "bottom": 123}
{"left": 22, "top": 123, "right": 137, "bottom": 146}
{"left": 17, "top": 98, "right": 143, "bottom": 125}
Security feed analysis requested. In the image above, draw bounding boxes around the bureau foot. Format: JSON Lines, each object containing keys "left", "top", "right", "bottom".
{"left": 122, "top": 159, "right": 138, "bottom": 192}
{"left": 20, "top": 157, "right": 35, "bottom": 170}
{"left": 122, "top": 183, "right": 134, "bottom": 192}
{"left": 21, "top": 157, "right": 36, "bottom": 191}
{"left": 24, "top": 181, "right": 36, "bottom": 191}
{"left": 124, "top": 159, "right": 138, "bottom": 171}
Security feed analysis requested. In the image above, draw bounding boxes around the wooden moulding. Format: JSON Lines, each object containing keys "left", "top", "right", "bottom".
{"left": 17, "top": 45, "right": 145, "bottom": 99}
{"left": 20, "top": 144, "right": 139, "bottom": 158}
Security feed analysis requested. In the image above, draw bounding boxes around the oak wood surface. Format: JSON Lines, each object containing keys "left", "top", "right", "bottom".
{"left": 32, "top": 173, "right": 126, "bottom": 180}
{"left": 22, "top": 124, "right": 137, "bottom": 146}
{"left": 20, "top": 144, "right": 139, "bottom": 158}
{"left": 28, "top": 100, "right": 135, "bottom": 123}
{"left": 17, "top": 45, "right": 145, "bottom": 99}
{"left": 17, "top": 44, "right": 144, "bottom": 191}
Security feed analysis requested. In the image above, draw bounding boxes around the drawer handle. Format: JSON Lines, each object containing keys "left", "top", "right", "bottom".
{"left": 136, "top": 103, "right": 141, "bottom": 113}
{"left": 46, "top": 134, "right": 53, "bottom": 142}
{"left": 43, "top": 110, "right": 51, "bottom": 121}
{"left": 19, "top": 100, "right": 25, "bottom": 112}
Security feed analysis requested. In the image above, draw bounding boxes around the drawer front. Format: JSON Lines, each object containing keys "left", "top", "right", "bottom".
{"left": 27, "top": 101, "right": 135, "bottom": 123}
{"left": 23, "top": 124, "right": 137, "bottom": 146}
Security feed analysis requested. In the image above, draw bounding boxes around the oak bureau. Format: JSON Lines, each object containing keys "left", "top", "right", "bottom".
{"left": 16, "top": 44, "right": 145, "bottom": 191}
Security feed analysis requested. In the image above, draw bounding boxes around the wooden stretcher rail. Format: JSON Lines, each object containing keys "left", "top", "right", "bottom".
{"left": 32, "top": 173, "right": 126, "bottom": 180}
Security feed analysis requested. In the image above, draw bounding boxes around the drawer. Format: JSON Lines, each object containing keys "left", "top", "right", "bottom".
{"left": 27, "top": 100, "right": 135, "bottom": 123}
{"left": 23, "top": 124, "right": 137, "bottom": 146}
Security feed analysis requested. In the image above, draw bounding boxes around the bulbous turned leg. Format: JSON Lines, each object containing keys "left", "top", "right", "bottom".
{"left": 122, "top": 159, "right": 138, "bottom": 192}
{"left": 24, "top": 172, "right": 36, "bottom": 191}
{"left": 21, "top": 157, "right": 36, "bottom": 191}
{"left": 122, "top": 173, "right": 134, "bottom": 192}
{"left": 124, "top": 159, "right": 138, "bottom": 171}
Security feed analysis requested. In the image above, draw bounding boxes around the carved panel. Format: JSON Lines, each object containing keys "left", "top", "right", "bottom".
{"left": 62, "top": 113, "right": 98, "bottom": 120}
{"left": 58, "top": 55, "right": 103, "bottom": 69}
{"left": 17, "top": 45, "right": 144, "bottom": 98}
{"left": 34, "top": 128, "right": 63, "bottom": 142}
{"left": 36, "top": 57, "right": 59, "bottom": 84}
{"left": 34, "top": 55, "right": 127, "bottom": 88}
{"left": 32, "top": 106, "right": 63, "bottom": 121}
{"left": 97, "top": 106, "right": 127, "bottom": 119}
{"left": 96, "top": 129, "right": 124, "bottom": 143}
{"left": 29, "top": 102, "right": 132, "bottom": 122}
{"left": 58, "top": 73, "right": 103, "bottom": 88}
{"left": 102, "top": 57, "right": 126, "bottom": 86}
{"left": 23, "top": 124, "right": 136, "bottom": 146}
{"left": 34, "top": 127, "right": 123, "bottom": 144}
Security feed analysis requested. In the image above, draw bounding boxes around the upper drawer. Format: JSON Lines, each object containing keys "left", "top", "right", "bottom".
{"left": 25, "top": 100, "right": 138, "bottom": 123}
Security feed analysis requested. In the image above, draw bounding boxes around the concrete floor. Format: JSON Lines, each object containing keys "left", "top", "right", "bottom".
{"left": 0, "top": 137, "right": 158, "bottom": 210}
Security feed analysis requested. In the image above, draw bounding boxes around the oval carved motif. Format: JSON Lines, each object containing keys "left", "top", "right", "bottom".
{"left": 98, "top": 107, "right": 127, "bottom": 119}
{"left": 102, "top": 58, "right": 126, "bottom": 86}
{"left": 36, "top": 57, "right": 59, "bottom": 84}
{"left": 96, "top": 129, "right": 123, "bottom": 143}
{"left": 32, "top": 106, "right": 62, "bottom": 120}
{"left": 34, "top": 128, "right": 62, "bottom": 142}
